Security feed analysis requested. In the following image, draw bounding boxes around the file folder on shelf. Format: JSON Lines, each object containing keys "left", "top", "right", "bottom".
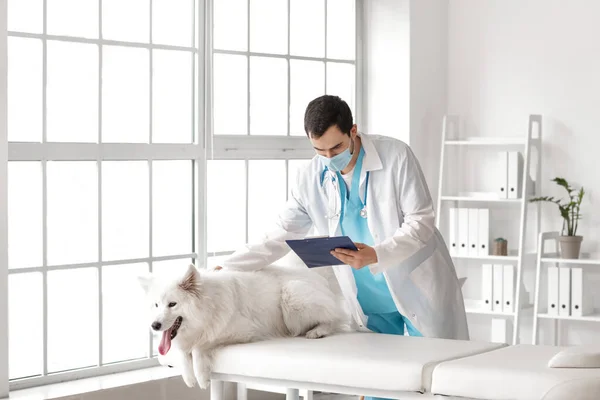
{"left": 497, "top": 151, "right": 509, "bottom": 198}
{"left": 477, "top": 208, "right": 489, "bottom": 256}
{"left": 448, "top": 207, "right": 458, "bottom": 256}
{"left": 468, "top": 208, "right": 479, "bottom": 256}
{"left": 558, "top": 267, "right": 571, "bottom": 317}
{"left": 503, "top": 264, "right": 515, "bottom": 313}
{"left": 457, "top": 208, "right": 469, "bottom": 256}
{"left": 491, "top": 318, "right": 512, "bottom": 344}
{"left": 507, "top": 151, "right": 523, "bottom": 199}
{"left": 492, "top": 264, "right": 504, "bottom": 312}
{"left": 482, "top": 263, "right": 493, "bottom": 311}
{"left": 547, "top": 266, "right": 559, "bottom": 316}
{"left": 570, "top": 267, "right": 593, "bottom": 317}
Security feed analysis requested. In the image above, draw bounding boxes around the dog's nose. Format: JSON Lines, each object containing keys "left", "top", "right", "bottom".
{"left": 151, "top": 321, "right": 162, "bottom": 331}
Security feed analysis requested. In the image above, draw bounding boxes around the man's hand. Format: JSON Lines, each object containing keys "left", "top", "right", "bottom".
{"left": 330, "top": 242, "right": 378, "bottom": 270}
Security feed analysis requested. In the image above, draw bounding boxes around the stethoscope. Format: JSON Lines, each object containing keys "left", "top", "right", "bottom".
{"left": 323, "top": 170, "right": 370, "bottom": 220}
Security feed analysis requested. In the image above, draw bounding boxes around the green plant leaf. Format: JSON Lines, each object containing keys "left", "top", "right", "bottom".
{"left": 577, "top": 187, "right": 585, "bottom": 204}
{"left": 531, "top": 178, "right": 584, "bottom": 236}
{"left": 558, "top": 205, "right": 568, "bottom": 218}
{"left": 552, "top": 177, "right": 573, "bottom": 195}
{"left": 529, "top": 196, "right": 561, "bottom": 204}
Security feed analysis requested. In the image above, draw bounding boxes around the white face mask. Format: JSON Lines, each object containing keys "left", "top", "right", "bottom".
{"left": 319, "top": 136, "right": 354, "bottom": 172}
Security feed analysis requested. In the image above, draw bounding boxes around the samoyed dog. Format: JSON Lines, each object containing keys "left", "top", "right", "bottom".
{"left": 138, "top": 263, "right": 348, "bottom": 389}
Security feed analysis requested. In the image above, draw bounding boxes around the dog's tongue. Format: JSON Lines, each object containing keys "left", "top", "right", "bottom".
{"left": 158, "top": 328, "right": 173, "bottom": 356}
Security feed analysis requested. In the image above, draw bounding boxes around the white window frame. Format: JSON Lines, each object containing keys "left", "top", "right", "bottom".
{"left": 205, "top": 0, "right": 364, "bottom": 257}
{"left": 1, "top": 0, "right": 9, "bottom": 397}
{"left": 2, "top": 0, "right": 208, "bottom": 392}
{"left": 207, "top": 0, "right": 364, "bottom": 159}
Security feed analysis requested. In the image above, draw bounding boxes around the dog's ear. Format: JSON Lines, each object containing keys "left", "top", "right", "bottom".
{"left": 137, "top": 273, "right": 154, "bottom": 293}
{"left": 179, "top": 264, "right": 201, "bottom": 294}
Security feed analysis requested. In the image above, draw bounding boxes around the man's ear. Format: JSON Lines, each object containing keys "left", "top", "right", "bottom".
{"left": 137, "top": 273, "right": 154, "bottom": 293}
{"left": 179, "top": 264, "right": 202, "bottom": 294}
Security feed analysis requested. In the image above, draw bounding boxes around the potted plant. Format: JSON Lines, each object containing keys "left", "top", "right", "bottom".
{"left": 529, "top": 177, "right": 585, "bottom": 259}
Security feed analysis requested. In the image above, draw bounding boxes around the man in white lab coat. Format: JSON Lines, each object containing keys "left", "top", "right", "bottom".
{"left": 217, "top": 95, "right": 469, "bottom": 343}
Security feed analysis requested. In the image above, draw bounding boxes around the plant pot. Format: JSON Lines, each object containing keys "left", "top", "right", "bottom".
{"left": 559, "top": 235, "right": 583, "bottom": 259}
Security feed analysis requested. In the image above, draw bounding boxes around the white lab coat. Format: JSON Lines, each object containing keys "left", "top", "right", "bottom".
{"left": 222, "top": 132, "right": 469, "bottom": 340}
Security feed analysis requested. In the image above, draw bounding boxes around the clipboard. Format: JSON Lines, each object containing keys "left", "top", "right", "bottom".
{"left": 285, "top": 236, "right": 358, "bottom": 268}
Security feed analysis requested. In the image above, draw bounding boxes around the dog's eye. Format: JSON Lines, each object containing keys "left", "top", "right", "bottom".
{"left": 154, "top": 303, "right": 158, "bottom": 308}
{"left": 168, "top": 302, "right": 177, "bottom": 308}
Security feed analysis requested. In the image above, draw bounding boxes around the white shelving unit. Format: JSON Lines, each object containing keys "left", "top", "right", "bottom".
{"left": 435, "top": 114, "right": 543, "bottom": 345}
{"left": 532, "top": 231, "right": 600, "bottom": 345}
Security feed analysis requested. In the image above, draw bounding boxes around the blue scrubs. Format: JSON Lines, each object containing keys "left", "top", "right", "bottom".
{"left": 336, "top": 147, "right": 422, "bottom": 400}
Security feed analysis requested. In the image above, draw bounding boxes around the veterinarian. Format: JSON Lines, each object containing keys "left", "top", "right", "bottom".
{"left": 217, "top": 95, "right": 469, "bottom": 344}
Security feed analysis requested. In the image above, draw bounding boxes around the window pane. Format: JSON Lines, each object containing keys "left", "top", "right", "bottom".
{"left": 153, "top": 161, "right": 192, "bottom": 257}
{"left": 47, "top": 0, "right": 98, "bottom": 38}
{"left": 152, "top": 0, "right": 193, "bottom": 47}
{"left": 326, "top": 62, "right": 355, "bottom": 116}
{"left": 102, "top": 161, "right": 149, "bottom": 261}
{"left": 207, "top": 160, "right": 246, "bottom": 253}
{"left": 9, "top": 272, "right": 43, "bottom": 379}
{"left": 102, "top": 0, "right": 149, "bottom": 43}
{"left": 152, "top": 260, "right": 189, "bottom": 283}
{"left": 102, "top": 263, "right": 149, "bottom": 364}
{"left": 47, "top": 41, "right": 98, "bottom": 143}
{"left": 290, "top": 0, "right": 324, "bottom": 58}
{"left": 48, "top": 268, "right": 98, "bottom": 372}
{"left": 213, "top": 54, "right": 248, "bottom": 135}
{"left": 248, "top": 160, "right": 286, "bottom": 244}
{"left": 153, "top": 50, "right": 193, "bottom": 143}
{"left": 288, "top": 159, "right": 311, "bottom": 199}
{"left": 250, "top": 0, "right": 287, "bottom": 55}
{"left": 327, "top": 0, "right": 355, "bottom": 60}
{"left": 214, "top": 0, "right": 247, "bottom": 51}
{"left": 290, "top": 60, "right": 325, "bottom": 136}
{"left": 8, "top": 0, "right": 43, "bottom": 33}
{"left": 47, "top": 162, "right": 98, "bottom": 265}
{"left": 102, "top": 46, "right": 149, "bottom": 143}
{"left": 250, "top": 57, "right": 287, "bottom": 135}
{"left": 8, "top": 37, "right": 42, "bottom": 142}
{"left": 8, "top": 162, "right": 42, "bottom": 269}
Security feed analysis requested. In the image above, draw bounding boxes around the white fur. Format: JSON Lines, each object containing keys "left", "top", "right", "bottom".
{"left": 138, "top": 263, "right": 348, "bottom": 389}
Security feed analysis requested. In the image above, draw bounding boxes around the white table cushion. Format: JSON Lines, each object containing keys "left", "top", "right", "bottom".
{"left": 547, "top": 345, "right": 600, "bottom": 368}
{"left": 431, "top": 344, "right": 600, "bottom": 400}
{"left": 211, "top": 332, "right": 505, "bottom": 393}
{"left": 541, "top": 377, "right": 600, "bottom": 400}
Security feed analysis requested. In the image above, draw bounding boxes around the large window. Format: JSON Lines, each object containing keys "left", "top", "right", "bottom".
{"left": 207, "top": 0, "right": 359, "bottom": 259}
{"left": 5, "top": 0, "right": 204, "bottom": 390}
{"left": 1, "top": 0, "right": 360, "bottom": 393}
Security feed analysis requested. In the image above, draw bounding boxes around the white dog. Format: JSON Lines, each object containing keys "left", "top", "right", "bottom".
{"left": 138, "top": 263, "right": 347, "bottom": 389}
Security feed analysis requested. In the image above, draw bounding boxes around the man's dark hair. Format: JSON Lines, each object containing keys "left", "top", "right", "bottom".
{"left": 304, "top": 95, "right": 353, "bottom": 138}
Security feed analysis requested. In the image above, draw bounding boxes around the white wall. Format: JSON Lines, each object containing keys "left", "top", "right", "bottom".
{"left": 362, "top": 0, "right": 448, "bottom": 200}
{"left": 446, "top": 0, "right": 600, "bottom": 344}
{"left": 361, "top": 0, "right": 410, "bottom": 142}
{"left": 408, "top": 0, "right": 448, "bottom": 201}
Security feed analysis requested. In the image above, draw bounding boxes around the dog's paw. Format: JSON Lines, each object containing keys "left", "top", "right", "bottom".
{"left": 305, "top": 326, "right": 327, "bottom": 339}
{"left": 182, "top": 375, "right": 196, "bottom": 388}
{"left": 196, "top": 375, "right": 210, "bottom": 390}
{"left": 182, "top": 370, "right": 197, "bottom": 388}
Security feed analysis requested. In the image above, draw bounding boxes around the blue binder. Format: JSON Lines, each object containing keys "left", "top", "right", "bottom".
{"left": 285, "top": 236, "right": 358, "bottom": 268}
